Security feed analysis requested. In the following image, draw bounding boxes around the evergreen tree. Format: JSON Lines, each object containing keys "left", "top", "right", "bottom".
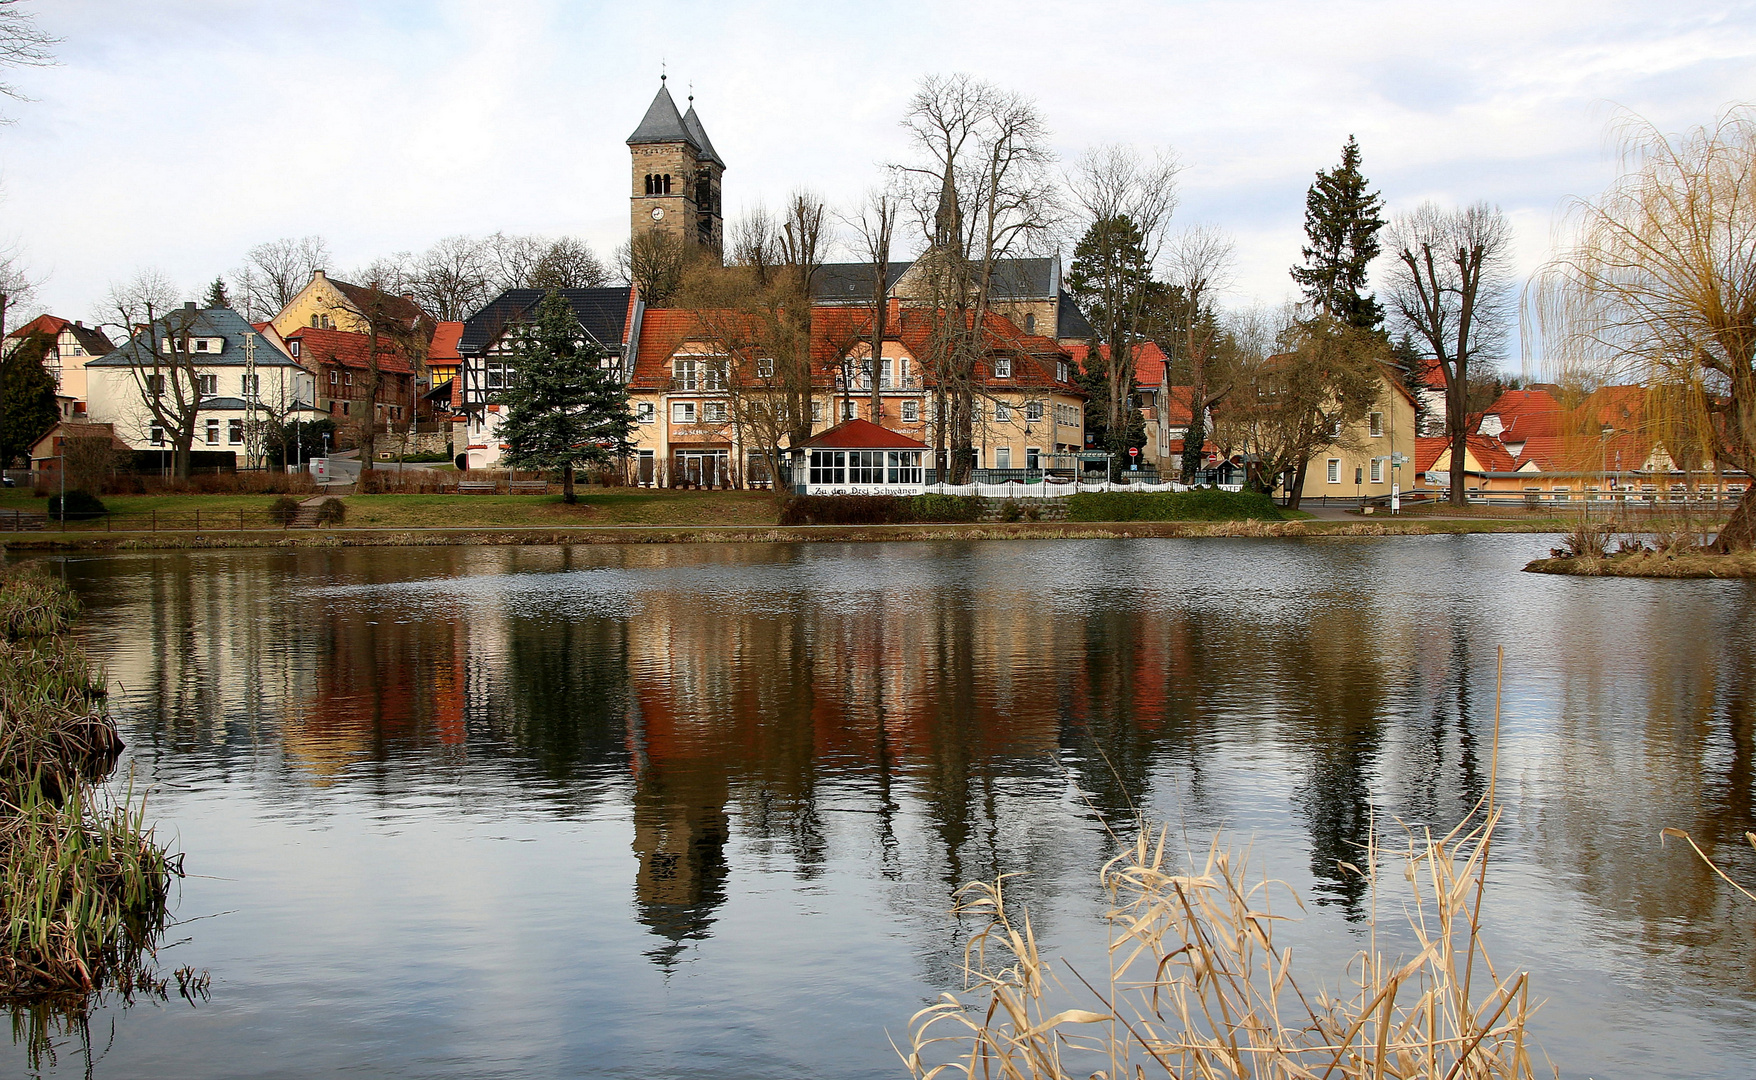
{"left": 204, "top": 277, "right": 231, "bottom": 310}
{"left": 1291, "top": 136, "right": 1386, "bottom": 332}
{"left": 0, "top": 331, "right": 59, "bottom": 468}
{"left": 497, "top": 290, "right": 635, "bottom": 503}
{"left": 1067, "top": 215, "right": 1159, "bottom": 468}
{"left": 1391, "top": 330, "right": 1431, "bottom": 433}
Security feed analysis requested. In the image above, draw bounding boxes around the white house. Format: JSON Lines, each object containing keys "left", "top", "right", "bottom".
{"left": 85, "top": 303, "right": 320, "bottom": 468}
{"left": 789, "top": 418, "right": 932, "bottom": 495}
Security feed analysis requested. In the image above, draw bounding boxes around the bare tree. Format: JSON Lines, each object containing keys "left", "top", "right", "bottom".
{"left": 621, "top": 230, "right": 689, "bottom": 307}
{"left": 0, "top": 0, "right": 55, "bottom": 119}
{"left": 897, "top": 73, "right": 1060, "bottom": 481}
{"left": 530, "top": 237, "right": 611, "bottom": 289}
{"left": 1159, "top": 226, "right": 1235, "bottom": 481}
{"left": 0, "top": 244, "right": 39, "bottom": 340}
{"left": 409, "top": 234, "right": 493, "bottom": 321}
{"left": 229, "top": 236, "right": 332, "bottom": 322}
{"left": 1067, "top": 145, "right": 1182, "bottom": 465}
{"left": 1385, "top": 202, "right": 1513, "bottom": 507}
{"left": 483, "top": 232, "right": 547, "bottom": 294}
{"left": 104, "top": 270, "right": 207, "bottom": 478}
{"left": 1529, "top": 110, "right": 1756, "bottom": 551}
{"left": 843, "top": 187, "right": 901, "bottom": 420}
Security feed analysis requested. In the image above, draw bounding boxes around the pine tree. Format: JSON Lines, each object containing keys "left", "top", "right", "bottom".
{"left": 1391, "top": 330, "right": 1432, "bottom": 434}
{"left": 1068, "top": 215, "right": 1158, "bottom": 471}
{"left": 496, "top": 290, "right": 635, "bottom": 503}
{"left": 1291, "top": 137, "right": 1386, "bottom": 332}
{"left": 0, "top": 331, "right": 59, "bottom": 468}
{"left": 204, "top": 277, "right": 231, "bottom": 310}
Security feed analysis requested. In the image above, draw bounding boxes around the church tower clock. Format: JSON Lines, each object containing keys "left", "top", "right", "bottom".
{"left": 627, "top": 76, "right": 725, "bottom": 262}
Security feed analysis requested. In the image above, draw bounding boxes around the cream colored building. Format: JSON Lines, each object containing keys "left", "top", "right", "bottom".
{"left": 1293, "top": 365, "right": 1420, "bottom": 504}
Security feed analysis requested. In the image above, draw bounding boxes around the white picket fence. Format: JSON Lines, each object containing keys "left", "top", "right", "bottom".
{"left": 903, "top": 480, "right": 1244, "bottom": 498}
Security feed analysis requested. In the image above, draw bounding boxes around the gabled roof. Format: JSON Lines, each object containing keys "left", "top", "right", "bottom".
{"left": 328, "top": 278, "right": 432, "bottom": 336}
{"left": 811, "top": 262, "right": 914, "bottom": 303}
{"left": 89, "top": 306, "right": 299, "bottom": 367}
{"left": 1515, "top": 432, "right": 1659, "bottom": 474}
{"left": 1480, "top": 388, "right": 1561, "bottom": 440}
{"left": 1065, "top": 341, "right": 1168, "bottom": 390}
{"left": 456, "top": 287, "right": 633, "bottom": 356}
{"left": 681, "top": 102, "right": 724, "bottom": 167}
{"left": 627, "top": 82, "right": 697, "bottom": 148}
{"left": 1415, "top": 434, "right": 1519, "bottom": 475}
{"left": 287, "top": 327, "right": 416, "bottom": 375}
{"left": 428, "top": 321, "right": 464, "bottom": 363}
{"left": 797, "top": 418, "right": 929, "bottom": 451}
{"left": 7, "top": 314, "right": 114, "bottom": 356}
{"left": 1056, "top": 288, "right": 1094, "bottom": 340}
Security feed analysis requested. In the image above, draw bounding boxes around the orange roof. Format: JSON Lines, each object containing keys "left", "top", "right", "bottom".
{"left": 1416, "top": 434, "right": 1519, "bottom": 475}
{"left": 1066, "top": 341, "right": 1167, "bottom": 389}
{"left": 1481, "top": 389, "right": 1561, "bottom": 440}
{"left": 287, "top": 326, "right": 415, "bottom": 375}
{"left": 1515, "top": 432, "right": 1656, "bottom": 473}
{"left": 630, "top": 305, "right": 1079, "bottom": 395}
{"left": 7, "top": 314, "right": 70, "bottom": 340}
{"left": 428, "top": 321, "right": 464, "bottom": 363}
{"left": 797, "top": 418, "right": 929, "bottom": 451}
{"left": 1583, "top": 384, "right": 1645, "bottom": 431}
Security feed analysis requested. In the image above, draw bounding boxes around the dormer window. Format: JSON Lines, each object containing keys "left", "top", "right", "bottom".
{"left": 993, "top": 357, "right": 1012, "bottom": 379}
{"left": 290, "top": 340, "right": 301, "bottom": 358}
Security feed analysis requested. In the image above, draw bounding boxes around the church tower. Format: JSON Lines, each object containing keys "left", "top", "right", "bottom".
{"left": 627, "top": 77, "right": 725, "bottom": 261}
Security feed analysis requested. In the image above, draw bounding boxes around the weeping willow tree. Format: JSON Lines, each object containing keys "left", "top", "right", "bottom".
{"left": 1528, "top": 110, "right": 1756, "bottom": 552}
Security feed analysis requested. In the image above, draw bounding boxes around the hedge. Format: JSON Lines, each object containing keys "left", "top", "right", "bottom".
{"left": 1064, "top": 489, "right": 1283, "bottom": 522}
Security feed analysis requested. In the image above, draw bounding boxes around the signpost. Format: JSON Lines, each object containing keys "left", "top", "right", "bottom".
{"left": 1390, "top": 451, "right": 1407, "bottom": 515}
{"left": 1129, "top": 447, "right": 1139, "bottom": 472}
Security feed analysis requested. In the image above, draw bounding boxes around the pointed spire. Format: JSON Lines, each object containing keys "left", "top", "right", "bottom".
{"left": 627, "top": 79, "right": 697, "bottom": 149}
{"left": 681, "top": 98, "right": 724, "bottom": 168}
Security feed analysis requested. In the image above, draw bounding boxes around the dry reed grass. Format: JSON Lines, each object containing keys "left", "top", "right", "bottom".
{"left": 905, "top": 653, "right": 1546, "bottom": 1080}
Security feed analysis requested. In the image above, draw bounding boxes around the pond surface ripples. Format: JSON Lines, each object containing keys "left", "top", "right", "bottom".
{"left": 7, "top": 535, "right": 1755, "bottom": 1078}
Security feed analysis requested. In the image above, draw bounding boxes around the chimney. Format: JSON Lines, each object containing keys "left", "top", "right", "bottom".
{"left": 184, "top": 301, "right": 196, "bottom": 311}
{"left": 74, "top": 320, "right": 82, "bottom": 328}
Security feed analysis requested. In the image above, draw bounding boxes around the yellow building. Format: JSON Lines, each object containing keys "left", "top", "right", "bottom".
{"left": 270, "top": 270, "right": 432, "bottom": 341}
{"left": 1293, "top": 365, "right": 1420, "bottom": 504}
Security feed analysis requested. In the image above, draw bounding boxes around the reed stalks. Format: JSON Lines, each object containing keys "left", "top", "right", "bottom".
{"left": 0, "top": 566, "right": 182, "bottom": 1005}
{"left": 906, "top": 653, "right": 1546, "bottom": 1080}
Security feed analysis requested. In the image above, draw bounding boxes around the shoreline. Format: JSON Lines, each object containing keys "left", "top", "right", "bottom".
{"left": 1524, "top": 551, "right": 1756, "bottom": 578}
{"left": 0, "top": 517, "right": 1579, "bottom": 551}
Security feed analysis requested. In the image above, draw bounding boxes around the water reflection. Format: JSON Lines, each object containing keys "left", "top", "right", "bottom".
{"left": 22, "top": 539, "right": 1756, "bottom": 1079}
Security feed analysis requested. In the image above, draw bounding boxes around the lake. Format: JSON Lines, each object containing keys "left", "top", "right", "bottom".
{"left": 9, "top": 535, "right": 1756, "bottom": 1078}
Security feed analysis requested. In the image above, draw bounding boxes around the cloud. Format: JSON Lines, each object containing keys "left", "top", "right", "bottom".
{"left": 3, "top": 0, "right": 1753, "bottom": 338}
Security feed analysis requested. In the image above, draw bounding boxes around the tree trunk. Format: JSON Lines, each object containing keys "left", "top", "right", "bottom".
{"left": 1716, "top": 484, "right": 1756, "bottom": 552}
{"left": 1287, "top": 455, "right": 1309, "bottom": 511}
{"left": 562, "top": 461, "right": 576, "bottom": 504}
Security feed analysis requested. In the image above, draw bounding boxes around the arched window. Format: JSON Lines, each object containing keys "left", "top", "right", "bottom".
{"left": 1024, "top": 313, "right": 1036, "bottom": 334}
{"left": 662, "top": 174, "right": 672, "bottom": 194}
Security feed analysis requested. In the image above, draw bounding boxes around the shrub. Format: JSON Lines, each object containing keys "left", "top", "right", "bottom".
{"left": 1065, "top": 489, "right": 1283, "bottom": 522}
{"left": 268, "top": 495, "right": 302, "bottom": 526}
{"left": 313, "top": 498, "right": 347, "bottom": 526}
{"left": 46, "top": 491, "right": 106, "bottom": 521}
{"left": 906, "top": 494, "right": 983, "bottom": 523}
{"left": 780, "top": 494, "right": 905, "bottom": 525}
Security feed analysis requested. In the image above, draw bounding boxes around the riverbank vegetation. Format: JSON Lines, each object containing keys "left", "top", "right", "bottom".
{"left": 0, "top": 567, "right": 183, "bottom": 1011}
{"left": 1065, "top": 488, "right": 1283, "bottom": 522}
{"left": 906, "top": 806, "right": 1541, "bottom": 1079}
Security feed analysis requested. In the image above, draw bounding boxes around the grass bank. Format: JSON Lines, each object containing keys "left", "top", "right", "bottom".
{"left": 0, "top": 568, "right": 182, "bottom": 1008}
{"left": 1525, "top": 550, "right": 1756, "bottom": 578}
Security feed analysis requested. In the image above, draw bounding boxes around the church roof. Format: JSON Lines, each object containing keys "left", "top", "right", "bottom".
{"left": 810, "top": 262, "right": 914, "bottom": 303}
{"left": 681, "top": 102, "right": 724, "bottom": 167}
{"left": 627, "top": 82, "right": 698, "bottom": 149}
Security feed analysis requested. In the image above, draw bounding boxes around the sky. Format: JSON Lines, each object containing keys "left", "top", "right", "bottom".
{"left": 3, "top": 0, "right": 1755, "bottom": 356}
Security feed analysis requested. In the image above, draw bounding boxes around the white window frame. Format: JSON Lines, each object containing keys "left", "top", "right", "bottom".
{"left": 1025, "top": 401, "right": 1043, "bottom": 422}
{"left": 1369, "top": 458, "right": 1383, "bottom": 484}
{"left": 994, "top": 403, "right": 1012, "bottom": 422}
{"left": 1369, "top": 411, "right": 1384, "bottom": 437}
{"left": 900, "top": 400, "right": 920, "bottom": 423}
{"left": 149, "top": 425, "right": 165, "bottom": 446}
{"left": 671, "top": 402, "right": 696, "bottom": 424}
{"left": 1326, "top": 458, "right": 1341, "bottom": 484}
{"left": 841, "top": 398, "right": 856, "bottom": 421}
{"left": 995, "top": 446, "right": 1012, "bottom": 470}
{"left": 196, "top": 373, "right": 217, "bottom": 396}
{"left": 702, "top": 400, "right": 728, "bottom": 423}
{"left": 673, "top": 357, "right": 699, "bottom": 390}
{"left": 636, "top": 401, "right": 655, "bottom": 424}
{"left": 228, "top": 419, "right": 245, "bottom": 445}
{"left": 205, "top": 419, "right": 220, "bottom": 445}
{"left": 993, "top": 357, "right": 1012, "bottom": 379}
{"left": 755, "top": 357, "right": 774, "bottom": 380}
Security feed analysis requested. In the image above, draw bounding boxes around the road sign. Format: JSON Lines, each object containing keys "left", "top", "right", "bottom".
{"left": 1390, "top": 452, "right": 1408, "bottom": 466}
{"left": 1128, "top": 447, "right": 1139, "bottom": 457}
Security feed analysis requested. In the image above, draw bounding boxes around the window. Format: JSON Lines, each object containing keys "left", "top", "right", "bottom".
{"left": 194, "top": 339, "right": 210, "bottom": 353}
{"left": 848, "top": 451, "right": 885, "bottom": 484}
{"left": 674, "top": 357, "right": 699, "bottom": 390}
{"left": 228, "top": 419, "right": 244, "bottom": 445}
{"left": 809, "top": 450, "right": 846, "bottom": 485}
{"left": 241, "top": 373, "right": 260, "bottom": 397}
{"left": 993, "top": 357, "right": 1012, "bottom": 378}
{"left": 703, "top": 360, "right": 728, "bottom": 391}
{"left": 1326, "top": 458, "right": 1341, "bottom": 484}
{"left": 147, "top": 374, "right": 165, "bottom": 396}
{"left": 1370, "top": 458, "right": 1383, "bottom": 484}
{"left": 901, "top": 400, "right": 920, "bottom": 423}
{"left": 703, "top": 400, "right": 728, "bottom": 423}
{"left": 995, "top": 403, "right": 1012, "bottom": 422}
{"left": 755, "top": 357, "right": 774, "bottom": 379}
{"left": 1026, "top": 447, "right": 1040, "bottom": 471}
{"left": 636, "top": 401, "right": 655, "bottom": 423}
{"left": 289, "top": 340, "right": 300, "bottom": 358}
{"left": 329, "top": 371, "right": 339, "bottom": 386}
{"left": 1025, "top": 401, "right": 1043, "bottom": 422}
{"left": 149, "top": 425, "right": 165, "bottom": 446}
{"left": 205, "top": 419, "right": 220, "bottom": 445}
{"left": 1058, "top": 360, "right": 1070, "bottom": 383}
{"left": 811, "top": 400, "right": 823, "bottom": 423}
{"left": 197, "top": 373, "right": 217, "bottom": 396}
{"left": 886, "top": 451, "right": 924, "bottom": 484}
{"left": 671, "top": 402, "right": 696, "bottom": 424}
{"left": 1369, "top": 411, "right": 1384, "bottom": 437}
{"left": 995, "top": 446, "right": 1012, "bottom": 469}
{"left": 343, "top": 372, "right": 353, "bottom": 387}
{"left": 842, "top": 399, "right": 857, "bottom": 421}
{"left": 341, "top": 402, "right": 350, "bottom": 416}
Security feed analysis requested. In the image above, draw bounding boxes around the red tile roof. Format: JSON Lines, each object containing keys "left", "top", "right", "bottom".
{"left": 797, "top": 418, "right": 930, "bottom": 451}
{"left": 1515, "top": 432, "right": 1656, "bottom": 473}
{"left": 428, "top": 321, "right": 464, "bottom": 363}
{"left": 287, "top": 327, "right": 416, "bottom": 375}
{"left": 7, "top": 314, "right": 70, "bottom": 340}
{"left": 1066, "top": 341, "right": 1167, "bottom": 389}
{"left": 1481, "top": 389, "right": 1561, "bottom": 440}
{"left": 1415, "top": 434, "right": 1519, "bottom": 475}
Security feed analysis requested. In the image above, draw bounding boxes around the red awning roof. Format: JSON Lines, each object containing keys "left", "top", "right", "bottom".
{"left": 797, "top": 417, "right": 929, "bottom": 451}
